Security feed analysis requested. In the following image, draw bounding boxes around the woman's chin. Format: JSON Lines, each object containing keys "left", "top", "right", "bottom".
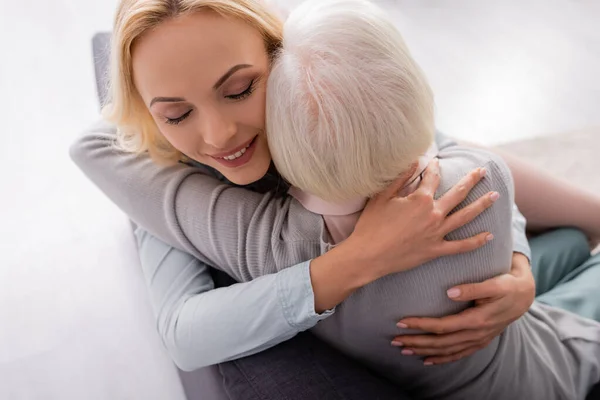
{"left": 221, "top": 158, "right": 271, "bottom": 186}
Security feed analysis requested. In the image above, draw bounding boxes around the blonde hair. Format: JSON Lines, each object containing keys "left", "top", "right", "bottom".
{"left": 103, "top": 0, "right": 283, "bottom": 163}
{"left": 266, "top": 0, "right": 435, "bottom": 201}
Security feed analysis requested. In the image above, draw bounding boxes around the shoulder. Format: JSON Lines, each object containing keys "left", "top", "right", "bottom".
{"left": 435, "top": 145, "right": 515, "bottom": 248}
{"left": 436, "top": 144, "right": 514, "bottom": 199}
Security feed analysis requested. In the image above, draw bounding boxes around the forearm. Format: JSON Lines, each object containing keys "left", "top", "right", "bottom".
{"left": 135, "top": 229, "right": 334, "bottom": 370}
{"left": 444, "top": 136, "right": 530, "bottom": 259}
{"left": 70, "top": 120, "right": 326, "bottom": 282}
{"left": 71, "top": 124, "right": 473, "bottom": 284}
{"left": 309, "top": 242, "right": 376, "bottom": 312}
{"left": 511, "top": 204, "right": 531, "bottom": 260}
{"left": 492, "top": 153, "right": 531, "bottom": 260}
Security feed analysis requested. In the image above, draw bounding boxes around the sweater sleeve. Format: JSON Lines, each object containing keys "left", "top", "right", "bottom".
{"left": 70, "top": 120, "right": 327, "bottom": 282}
{"left": 436, "top": 131, "right": 531, "bottom": 261}
{"left": 511, "top": 204, "right": 531, "bottom": 260}
{"left": 135, "top": 228, "right": 332, "bottom": 370}
{"left": 71, "top": 121, "right": 529, "bottom": 283}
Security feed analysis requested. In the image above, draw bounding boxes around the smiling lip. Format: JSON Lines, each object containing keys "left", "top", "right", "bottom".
{"left": 209, "top": 137, "right": 256, "bottom": 159}
{"left": 210, "top": 136, "right": 258, "bottom": 168}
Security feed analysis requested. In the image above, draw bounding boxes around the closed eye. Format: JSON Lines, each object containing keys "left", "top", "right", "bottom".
{"left": 226, "top": 80, "right": 255, "bottom": 101}
{"left": 165, "top": 109, "right": 193, "bottom": 125}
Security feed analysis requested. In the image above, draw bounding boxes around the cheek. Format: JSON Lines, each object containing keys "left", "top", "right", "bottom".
{"left": 159, "top": 127, "right": 199, "bottom": 155}
{"left": 243, "top": 87, "right": 267, "bottom": 129}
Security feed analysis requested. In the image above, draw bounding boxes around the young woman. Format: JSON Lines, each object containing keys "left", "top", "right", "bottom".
{"left": 71, "top": 0, "right": 600, "bottom": 398}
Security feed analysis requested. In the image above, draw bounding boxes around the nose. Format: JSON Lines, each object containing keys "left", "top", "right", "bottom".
{"left": 199, "top": 107, "right": 237, "bottom": 150}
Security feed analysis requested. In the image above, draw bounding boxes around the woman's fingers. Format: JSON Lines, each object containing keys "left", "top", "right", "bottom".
{"left": 436, "top": 231, "right": 493, "bottom": 257}
{"left": 392, "top": 328, "right": 498, "bottom": 364}
{"left": 398, "top": 307, "right": 491, "bottom": 335}
{"left": 437, "top": 167, "right": 486, "bottom": 216}
{"left": 414, "top": 158, "right": 441, "bottom": 198}
{"left": 423, "top": 341, "right": 492, "bottom": 365}
{"left": 392, "top": 329, "right": 490, "bottom": 350}
{"left": 398, "top": 341, "right": 481, "bottom": 357}
{"left": 446, "top": 276, "right": 513, "bottom": 303}
{"left": 442, "top": 191, "right": 499, "bottom": 234}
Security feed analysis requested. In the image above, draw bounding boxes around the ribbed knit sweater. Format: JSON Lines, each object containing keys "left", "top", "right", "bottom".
{"left": 71, "top": 121, "right": 600, "bottom": 399}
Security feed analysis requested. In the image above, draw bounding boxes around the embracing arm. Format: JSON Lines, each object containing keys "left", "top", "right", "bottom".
{"left": 135, "top": 228, "right": 333, "bottom": 370}
{"left": 70, "top": 120, "right": 326, "bottom": 282}
{"left": 436, "top": 132, "right": 530, "bottom": 260}
{"left": 133, "top": 164, "right": 495, "bottom": 368}
{"left": 71, "top": 123, "right": 498, "bottom": 284}
{"left": 393, "top": 147, "right": 534, "bottom": 365}
{"left": 74, "top": 123, "right": 497, "bottom": 366}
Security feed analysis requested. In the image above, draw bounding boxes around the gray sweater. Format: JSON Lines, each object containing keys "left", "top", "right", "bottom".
{"left": 71, "top": 120, "right": 600, "bottom": 400}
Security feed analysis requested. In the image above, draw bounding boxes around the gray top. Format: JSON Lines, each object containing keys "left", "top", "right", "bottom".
{"left": 69, "top": 120, "right": 529, "bottom": 277}
{"left": 71, "top": 121, "right": 600, "bottom": 399}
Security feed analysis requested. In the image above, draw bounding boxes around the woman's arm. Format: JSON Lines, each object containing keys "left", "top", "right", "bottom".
{"left": 134, "top": 164, "right": 495, "bottom": 369}
{"left": 71, "top": 122, "right": 491, "bottom": 285}
{"left": 391, "top": 145, "right": 535, "bottom": 364}
{"left": 70, "top": 120, "right": 325, "bottom": 281}
{"left": 437, "top": 132, "right": 530, "bottom": 260}
{"left": 73, "top": 122, "right": 527, "bottom": 367}
{"left": 135, "top": 161, "right": 493, "bottom": 368}
{"left": 136, "top": 228, "right": 332, "bottom": 370}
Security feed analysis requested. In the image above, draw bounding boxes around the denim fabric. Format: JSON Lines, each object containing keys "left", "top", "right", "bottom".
{"left": 588, "top": 383, "right": 600, "bottom": 400}
{"left": 219, "top": 332, "right": 410, "bottom": 400}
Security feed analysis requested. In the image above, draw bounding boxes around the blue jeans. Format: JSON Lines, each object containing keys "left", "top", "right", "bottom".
{"left": 219, "top": 331, "right": 408, "bottom": 400}
{"left": 530, "top": 229, "right": 600, "bottom": 322}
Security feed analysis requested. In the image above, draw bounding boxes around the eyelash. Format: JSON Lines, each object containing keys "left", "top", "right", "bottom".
{"left": 165, "top": 110, "right": 192, "bottom": 126}
{"left": 226, "top": 79, "right": 256, "bottom": 101}
{"left": 164, "top": 80, "right": 256, "bottom": 126}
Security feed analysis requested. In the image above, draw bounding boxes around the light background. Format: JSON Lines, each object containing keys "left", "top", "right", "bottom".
{"left": 0, "top": 1, "right": 598, "bottom": 399}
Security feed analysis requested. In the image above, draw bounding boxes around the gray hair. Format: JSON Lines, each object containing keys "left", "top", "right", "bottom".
{"left": 266, "top": 0, "right": 435, "bottom": 201}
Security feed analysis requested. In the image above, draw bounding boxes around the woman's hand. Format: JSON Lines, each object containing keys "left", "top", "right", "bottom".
{"left": 310, "top": 159, "right": 500, "bottom": 313}
{"left": 347, "top": 158, "right": 499, "bottom": 281}
{"left": 391, "top": 253, "right": 535, "bottom": 365}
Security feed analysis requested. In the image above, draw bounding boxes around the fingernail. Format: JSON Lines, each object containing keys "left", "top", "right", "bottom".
{"left": 401, "top": 349, "right": 414, "bottom": 356}
{"left": 397, "top": 322, "right": 408, "bottom": 329}
{"left": 486, "top": 234, "right": 495, "bottom": 242}
{"left": 447, "top": 288, "right": 461, "bottom": 298}
{"left": 424, "top": 362, "right": 434, "bottom": 366}
{"left": 479, "top": 168, "right": 487, "bottom": 178}
{"left": 490, "top": 192, "right": 500, "bottom": 201}
{"left": 391, "top": 341, "right": 403, "bottom": 347}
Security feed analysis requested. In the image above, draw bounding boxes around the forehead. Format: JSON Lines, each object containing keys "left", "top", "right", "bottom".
{"left": 132, "top": 10, "right": 268, "bottom": 98}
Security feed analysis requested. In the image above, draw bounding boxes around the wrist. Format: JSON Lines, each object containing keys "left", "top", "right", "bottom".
{"left": 309, "top": 242, "right": 378, "bottom": 313}
{"left": 331, "top": 239, "right": 384, "bottom": 286}
{"left": 511, "top": 252, "right": 531, "bottom": 275}
{"left": 511, "top": 252, "right": 536, "bottom": 305}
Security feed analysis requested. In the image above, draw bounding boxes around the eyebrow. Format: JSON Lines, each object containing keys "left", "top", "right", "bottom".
{"left": 149, "top": 64, "right": 253, "bottom": 107}
{"left": 149, "top": 96, "right": 186, "bottom": 107}
{"left": 213, "top": 64, "right": 253, "bottom": 90}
